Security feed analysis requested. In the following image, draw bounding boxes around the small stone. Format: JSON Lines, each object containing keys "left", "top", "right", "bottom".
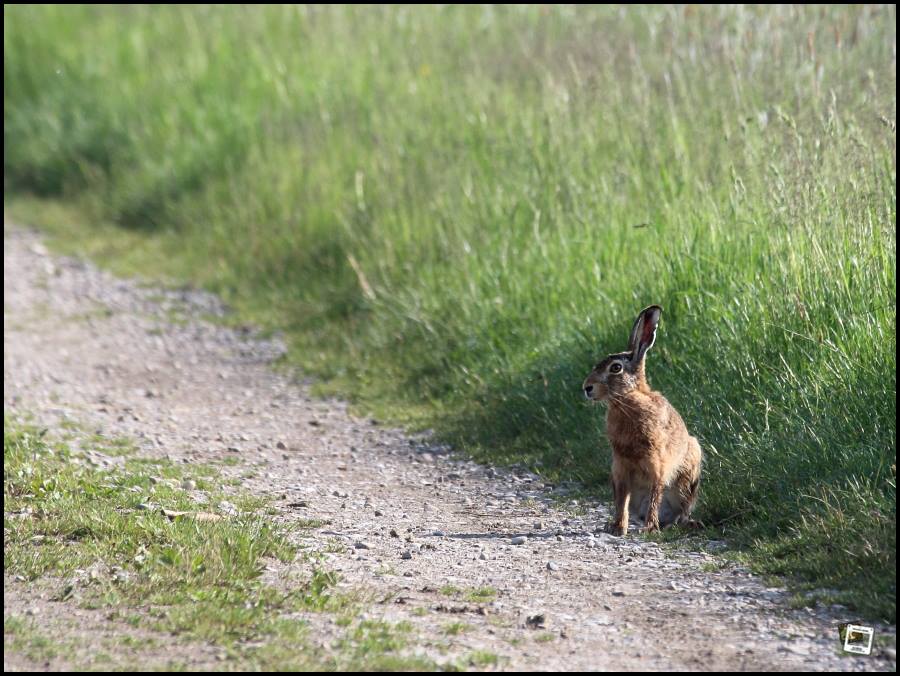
{"left": 390, "top": 529, "right": 399, "bottom": 538}
{"left": 136, "top": 503, "right": 154, "bottom": 511}
{"left": 401, "top": 550, "right": 413, "bottom": 560}
{"left": 533, "top": 521, "right": 544, "bottom": 530}
{"left": 510, "top": 536, "right": 527, "bottom": 545}
{"left": 218, "top": 500, "right": 238, "bottom": 516}
{"left": 181, "top": 479, "right": 197, "bottom": 490}
{"left": 611, "top": 589, "right": 627, "bottom": 597}
{"left": 547, "top": 561, "right": 559, "bottom": 571}
{"left": 374, "top": 510, "right": 384, "bottom": 517}
{"left": 783, "top": 644, "right": 811, "bottom": 656}
{"left": 276, "top": 441, "right": 287, "bottom": 450}
{"left": 354, "top": 541, "right": 371, "bottom": 550}
{"left": 526, "top": 614, "right": 546, "bottom": 629}
{"left": 479, "top": 551, "right": 488, "bottom": 560}
{"left": 432, "top": 530, "right": 445, "bottom": 537}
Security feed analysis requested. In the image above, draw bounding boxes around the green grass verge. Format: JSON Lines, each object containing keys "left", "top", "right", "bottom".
{"left": 4, "top": 5, "right": 895, "bottom": 622}
{"left": 3, "top": 417, "right": 448, "bottom": 670}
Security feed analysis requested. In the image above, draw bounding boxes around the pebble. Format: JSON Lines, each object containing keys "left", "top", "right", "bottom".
{"left": 510, "top": 536, "right": 527, "bottom": 545}
{"left": 526, "top": 614, "right": 546, "bottom": 629}
{"left": 401, "top": 550, "right": 413, "bottom": 560}
{"left": 354, "top": 541, "right": 371, "bottom": 550}
{"left": 547, "top": 561, "right": 559, "bottom": 571}
{"left": 181, "top": 479, "right": 197, "bottom": 490}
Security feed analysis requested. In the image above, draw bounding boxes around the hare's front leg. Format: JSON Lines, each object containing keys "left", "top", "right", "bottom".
{"left": 642, "top": 481, "right": 664, "bottom": 533}
{"left": 607, "top": 478, "right": 630, "bottom": 536}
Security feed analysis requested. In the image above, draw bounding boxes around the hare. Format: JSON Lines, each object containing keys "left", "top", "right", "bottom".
{"left": 582, "top": 305, "right": 702, "bottom": 535}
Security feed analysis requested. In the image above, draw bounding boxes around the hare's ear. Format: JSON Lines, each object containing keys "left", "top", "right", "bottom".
{"left": 627, "top": 305, "right": 662, "bottom": 367}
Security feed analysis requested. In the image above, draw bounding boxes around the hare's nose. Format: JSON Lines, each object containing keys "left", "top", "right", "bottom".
{"left": 583, "top": 385, "right": 594, "bottom": 398}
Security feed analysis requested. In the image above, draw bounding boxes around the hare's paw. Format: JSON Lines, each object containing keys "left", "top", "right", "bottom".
{"left": 640, "top": 521, "right": 660, "bottom": 534}
{"left": 604, "top": 520, "right": 627, "bottom": 536}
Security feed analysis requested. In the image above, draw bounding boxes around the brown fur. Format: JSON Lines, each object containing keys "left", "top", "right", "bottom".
{"left": 582, "top": 306, "right": 702, "bottom": 535}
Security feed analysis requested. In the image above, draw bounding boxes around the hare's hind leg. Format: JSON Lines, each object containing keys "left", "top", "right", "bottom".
{"left": 658, "top": 478, "right": 702, "bottom": 529}
{"left": 675, "top": 438, "right": 703, "bottom": 528}
{"left": 677, "top": 477, "right": 704, "bottom": 529}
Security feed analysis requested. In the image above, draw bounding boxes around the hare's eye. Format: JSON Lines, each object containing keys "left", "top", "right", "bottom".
{"left": 609, "top": 363, "right": 623, "bottom": 374}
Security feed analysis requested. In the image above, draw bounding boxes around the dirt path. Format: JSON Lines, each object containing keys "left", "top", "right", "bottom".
{"left": 4, "top": 225, "right": 895, "bottom": 671}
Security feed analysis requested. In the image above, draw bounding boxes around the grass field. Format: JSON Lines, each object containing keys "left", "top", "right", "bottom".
{"left": 3, "top": 5, "right": 896, "bottom": 621}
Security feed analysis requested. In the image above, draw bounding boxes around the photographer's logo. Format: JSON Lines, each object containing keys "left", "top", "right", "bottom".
{"left": 839, "top": 623, "right": 874, "bottom": 656}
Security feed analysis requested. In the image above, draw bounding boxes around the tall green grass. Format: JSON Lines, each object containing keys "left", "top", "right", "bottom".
{"left": 4, "top": 5, "right": 896, "bottom": 620}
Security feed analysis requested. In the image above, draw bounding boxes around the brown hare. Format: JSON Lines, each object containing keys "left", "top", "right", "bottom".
{"left": 582, "top": 305, "right": 702, "bottom": 535}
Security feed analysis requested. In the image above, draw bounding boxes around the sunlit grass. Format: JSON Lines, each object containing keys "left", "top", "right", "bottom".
{"left": 4, "top": 5, "right": 895, "bottom": 621}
